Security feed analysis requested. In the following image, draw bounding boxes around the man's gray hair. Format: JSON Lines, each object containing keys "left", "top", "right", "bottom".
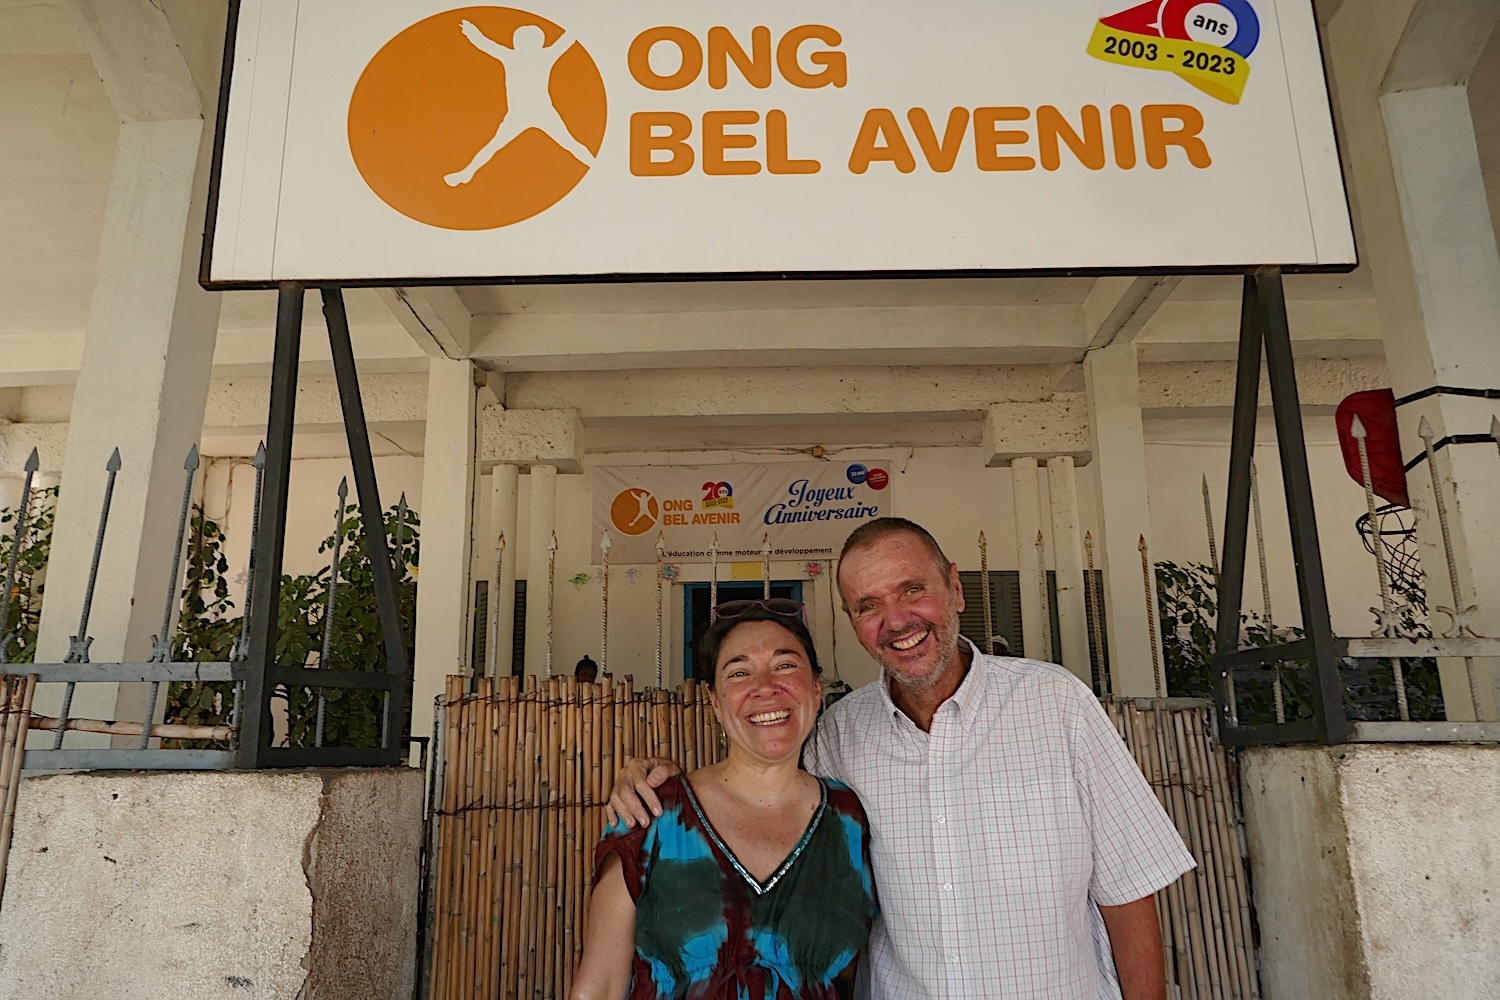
{"left": 837, "top": 518, "right": 953, "bottom": 600}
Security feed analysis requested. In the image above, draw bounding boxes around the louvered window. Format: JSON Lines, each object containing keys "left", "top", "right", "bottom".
{"left": 958, "top": 571, "right": 1109, "bottom": 694}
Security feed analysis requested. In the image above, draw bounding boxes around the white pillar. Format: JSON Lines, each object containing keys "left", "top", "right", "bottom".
{"left": 488, "top": 463, "right": 520, "bottom": 677}
{"left": 1011, "top": 457, "right": 1047, "bottom": 660}
{"left": 1329, "top": 0, "right": 1500, "bottom": 719}
{"left": 33, "top": 120, "right": 220, "bottom": 736}
{"left": 1085, "top": 343, "right": 1161, "bottom": 695}
{"left": 410, "top": 359, "right": 478, "bottom": 745}
{"left": 1047, "top": 457, "right": 1092, "bottom": 686}
{"left": 524, "top": 464, "right": 558, "bottom": 678}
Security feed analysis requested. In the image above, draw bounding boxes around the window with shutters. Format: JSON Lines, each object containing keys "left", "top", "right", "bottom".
{"left": 958, "top": 570, "right": 1110, "bottom": 694}
{"left": 469, "top": 579, "right": 528, "bottom": 677}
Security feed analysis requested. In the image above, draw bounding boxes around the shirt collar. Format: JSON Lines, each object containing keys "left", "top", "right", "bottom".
{"left": 878, "top": 635, "right": 989, "bottom": 735}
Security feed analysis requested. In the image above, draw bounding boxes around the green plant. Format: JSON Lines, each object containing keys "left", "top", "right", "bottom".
{"left": 0, "top": 485, "right": 58, "bottom": 664}
{"left": 164, "top": 508, "right": 242, "bottom": 746}
{"left": 166, "top": 500, "right": 420, "bottom": 751}
{"left": 1154, "top": 559, "right": 1306, "bottom": 722}
{"left": 1155, "top": 559, "right": 1444, "bottom": 725}
{"left": 275, "top": 502, "right": 420, "bottom": 749}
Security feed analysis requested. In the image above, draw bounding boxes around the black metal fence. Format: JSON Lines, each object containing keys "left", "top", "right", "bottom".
{"left": 0, "top": 287, "right": 413, "bottom": 770}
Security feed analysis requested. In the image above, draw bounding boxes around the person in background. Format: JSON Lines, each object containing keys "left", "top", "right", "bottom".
{"left": 572, "top": 600, "right": 876, "bottom": 1000}
{"left": 574, "top": 654, "right": 599, "bottom": 685}
{"left": 609, "top": 518, "right": 1193, "bottom": 1000}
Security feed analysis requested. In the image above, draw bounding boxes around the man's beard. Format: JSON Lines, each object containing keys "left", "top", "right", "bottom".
{"left": 877, "top": 613, "right": 961, "bottom": 694}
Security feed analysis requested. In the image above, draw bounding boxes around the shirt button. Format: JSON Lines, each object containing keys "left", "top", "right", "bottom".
{"left": 942, "top": 882, "right": 953, "bottom": 892}
{"left": 948, "top": 952, "right": 960, "bottom": 964}
{"left": 936, "top": 814, "right": 946, "bottom": 825}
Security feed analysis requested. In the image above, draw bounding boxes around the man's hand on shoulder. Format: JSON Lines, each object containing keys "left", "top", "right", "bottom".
{"left": 605, "top": 756, "right": 680, "bottom": 828}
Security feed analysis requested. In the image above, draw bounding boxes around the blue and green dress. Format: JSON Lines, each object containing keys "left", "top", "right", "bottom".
{"left": 593, "top": 774, "right": 877, "bottom": 1000}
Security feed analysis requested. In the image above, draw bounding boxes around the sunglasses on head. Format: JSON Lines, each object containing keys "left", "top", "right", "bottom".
{"left": 710, "top": 598, "right": 806, "bottom": 624}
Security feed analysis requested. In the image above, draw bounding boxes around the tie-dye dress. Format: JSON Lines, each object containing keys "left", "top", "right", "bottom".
{"left": 593, "top": 774, "right": 877, "bottom": 1000}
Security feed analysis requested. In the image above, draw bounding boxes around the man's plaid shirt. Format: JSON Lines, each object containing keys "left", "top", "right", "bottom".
{"left": 805, "top": 639, "right": 1194, "bottom": 999}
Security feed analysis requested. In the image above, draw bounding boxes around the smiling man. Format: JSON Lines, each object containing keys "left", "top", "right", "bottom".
{"left": 610, "top": 517, "right": 1194, "bottom": 1000}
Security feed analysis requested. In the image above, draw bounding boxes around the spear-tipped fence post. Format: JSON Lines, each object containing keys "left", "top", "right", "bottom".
{"left": 1139, "top": 534, "right": 1163, "bottom": 697}
{"left": 57, "top": 449, "right": 122, "bottom": 749}
{"left": 1419, "top": 416, "right": 1487, "bottom": 719}
{"left": 545, "top": 530, "right": 558, "bottom": 679}
{"left": 488, "top": 530, "right": 506, "bottom": 678}
{"left": 760, "top": 533, "right": 771, "bottom": 599}
{"left": 1352, "top": 415, "right": 1409, "bottom": 721}
{"left": 1202, "top": 474, "right": 1220, "bottom": 581}
{"left": 655, "top": 533, "right": 665, "bottom": 688}
{"left": 315, "top": 477, "right": 348, "bottom": 748}
{"left": 1035, "top": 530, "right": 1052, "bottom": 662}
{"left": 710, "top": 533, "right": 719, "bottom": 611}
{"left": 979, "top": 531, "right": 994, "bottom": 655}
{"left": 0, "top": 449, "right": 40, "bottom": 664}
{"left": 1250, "top": 460, "right": 1286, "bottom": 723}
{"left": 1085, "top": 531, "right": 1107, "bottom": 694}
{"left": 387, "top": 492, "right": 409, "bottom": 743}
{"left": 227, "top": 443, "right": 265, "bottom": 745}
{"left": 232, "top": 443, "right": 267, "bottom": 663}
{"left": 600, "top": 531, "right": 612, "bottom": 674}
{"left": 141, "top": 445, "right": 200, "bottom": 748}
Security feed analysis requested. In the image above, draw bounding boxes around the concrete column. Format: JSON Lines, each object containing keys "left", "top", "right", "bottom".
{"left": 33, "top": 119, "right": 220, "bottom": 735}
{"left": 410, "top": 359, "right": 478, "bottom": 745}
{"left": 1242, "top": 744, "right": 1500, "bottom": 1000}
{"left": 524, "top": 464, "right": 559, "bottom": 677}
{"left": 1329, "top": 0, "right": 1500, "bottom": 719}
{"left": 488, "top": 463, "right": 520, "bottom": 677}
{"left": 1085, "top": 343, "right": 1161, "bottom": 696}
{"left": 1047, "top": 457, "right": 1091, "bottom": 685}
{"left": 0, "top": 769, "right": 423, "bottom": 998}
{"left": 1011, "top": 457, "right": 1047, "bottom": 660}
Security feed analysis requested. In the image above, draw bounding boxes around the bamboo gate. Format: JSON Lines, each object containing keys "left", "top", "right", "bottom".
{"left": 425, "top": 680, "right": 1260, "bottom": 1000}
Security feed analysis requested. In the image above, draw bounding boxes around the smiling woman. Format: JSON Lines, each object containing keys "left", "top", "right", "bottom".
{"left": 571, "top": 604, "right": 877, "bottom": 1000}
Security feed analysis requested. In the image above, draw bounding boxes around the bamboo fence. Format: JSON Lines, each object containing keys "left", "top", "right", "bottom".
{"left": 427, "top": 683, "right": 1256, "bottom": 1000}
{"left": 0, "top": 672, "right": 37, "bottom": 904}
{"left": 1104, "top": 697, "right": 1260, "bottom": 1000}
{"left": 427, "top": 674, "right": 725, "bottom": 1000}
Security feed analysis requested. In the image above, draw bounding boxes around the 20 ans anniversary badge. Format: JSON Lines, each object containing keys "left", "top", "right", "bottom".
{"left": 1087, "top": 0, "right": 1261, "bottom": 105}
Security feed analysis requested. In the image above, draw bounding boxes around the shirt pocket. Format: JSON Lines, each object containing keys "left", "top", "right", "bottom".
{"left": 977, "top": 779, "right": 1093, "bottom": 891}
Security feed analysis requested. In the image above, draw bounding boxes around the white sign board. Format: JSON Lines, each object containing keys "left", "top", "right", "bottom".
{"left": 592, "top": 463, "right": 894, "bottom": 564}
{"left": 204, "top": 0, "right": 1355, "bottom": 285}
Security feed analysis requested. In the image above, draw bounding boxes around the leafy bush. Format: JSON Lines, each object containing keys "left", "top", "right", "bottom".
{"left": 0, "top": 487, "right": 419, "bottom": 751}
{"left": 0, "top": 486, "right": 58, "bottom": 664}
{"left": 1155, "top": 559, "right": 1444, "bottom": 724}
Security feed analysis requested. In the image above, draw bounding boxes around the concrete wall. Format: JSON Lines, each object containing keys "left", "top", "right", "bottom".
{"left": 1242, "top": 745, "right": 1500, "bottom": 1000}
{"left": 0, "top": 767, "right": 422, "bottom": 1000}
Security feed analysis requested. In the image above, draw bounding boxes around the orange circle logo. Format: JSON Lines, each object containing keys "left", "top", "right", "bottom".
{"left": 610, "top": 489, "right": 659, "bottom": 536}
{"left": 348, "top": 6, "right": 607, "bottom": 231}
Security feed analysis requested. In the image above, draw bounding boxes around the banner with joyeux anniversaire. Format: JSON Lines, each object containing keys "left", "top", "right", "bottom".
{"left": 592, "top": 463, "right": 894, "bottom": 564}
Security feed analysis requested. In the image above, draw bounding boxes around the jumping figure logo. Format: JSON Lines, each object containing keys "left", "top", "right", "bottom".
{"left": 348, "top": 6, "right": 607, "bottom": 231}
{"left": 1087, "top": 0, "right": 1261, "bottom": 105}
{"left": 610, "top": 489, "right": 659, "bottom": 536}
